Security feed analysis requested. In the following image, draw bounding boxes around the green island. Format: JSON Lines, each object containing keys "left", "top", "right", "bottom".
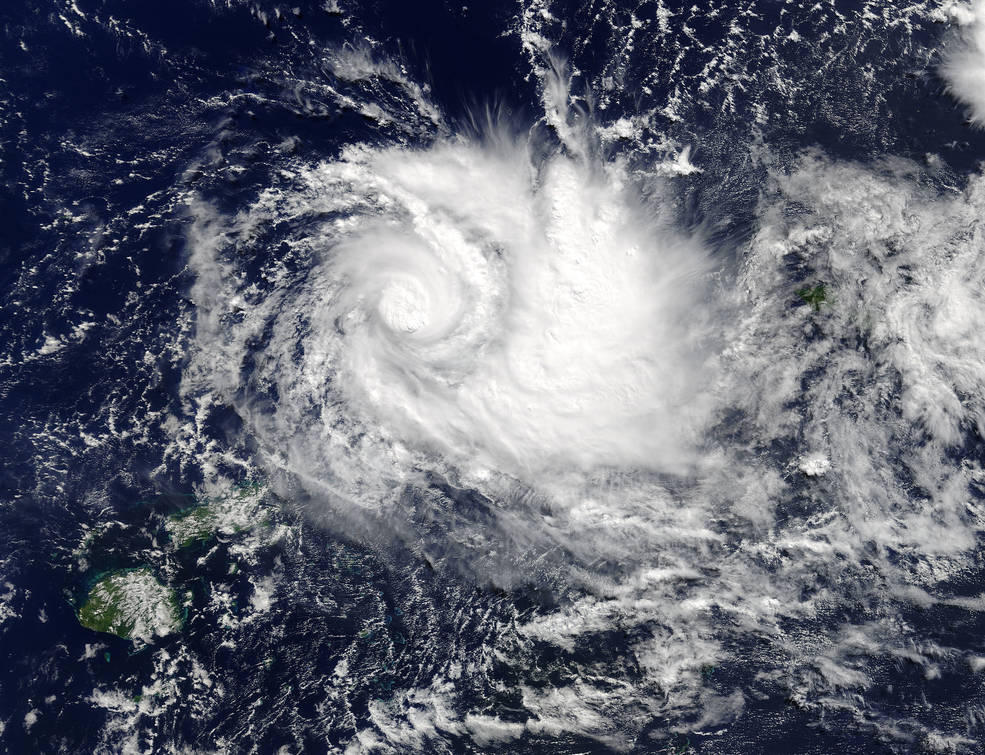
{"left": 164, "top": 480, "right": 269, "bottom": 549}
{"left": 796, "top": 282, "right": 827, "bottom": 312}
{"left": 77, "top": 568, "right": 181, "bottom": 642}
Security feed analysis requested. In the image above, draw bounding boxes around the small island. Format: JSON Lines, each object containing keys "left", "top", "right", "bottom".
{"left": 796, "top": 282, "right": 828, "bottom": 312}
{"left": 164, "top": 480, "right": 268, "bottom": 550}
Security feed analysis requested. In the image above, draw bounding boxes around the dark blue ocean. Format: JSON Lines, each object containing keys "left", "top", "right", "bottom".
{"left": 3, "top": 0, "right": 985, "bottom": 752}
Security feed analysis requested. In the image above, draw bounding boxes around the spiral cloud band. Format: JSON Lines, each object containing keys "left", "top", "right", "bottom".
{"left": 185, "top": 137, "right": 716, "bottom": 512}
{"left": 179, "top": 108, "right": 985, "bottom": 746}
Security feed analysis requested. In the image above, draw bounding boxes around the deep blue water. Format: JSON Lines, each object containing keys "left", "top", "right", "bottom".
{"left": 3, "top": 0, "right": 985, "bottom": 752}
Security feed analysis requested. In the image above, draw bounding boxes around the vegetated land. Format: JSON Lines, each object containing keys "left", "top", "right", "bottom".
{"left": 77, "top": 568, "right": 181, "bottom": 642}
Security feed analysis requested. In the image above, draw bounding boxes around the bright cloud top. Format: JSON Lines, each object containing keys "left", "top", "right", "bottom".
{"left": 184, "top": 137, "right": 716, "bottom": 506}
{"left": 322, "top": 144, "right": 714, "bottom": 476}
{"left": 181, "top": 133, "right": 985, "bottom": 748}
{"left": 941, "top": 0, "right": 985, "bottom": 127}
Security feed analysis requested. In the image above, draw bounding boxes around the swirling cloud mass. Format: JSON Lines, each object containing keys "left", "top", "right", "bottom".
{"left": 177, "top": 51, "right": 985, "bottom": 753}
{"left": 10, "top": 0, "right": 985, "bottom": 750}
{"left": 185, "top": 137, "right": 716, "bottom": 506}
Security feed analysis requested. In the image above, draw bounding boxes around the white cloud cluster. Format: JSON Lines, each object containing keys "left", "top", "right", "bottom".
{"left": 941, "top": 0, "right": 985, "bottom": 127}
{"left": 179, "top": 121, "right": 985, "bottom": 752}
{"left": 183, "top": 134, "right": 717, "bottom": 510}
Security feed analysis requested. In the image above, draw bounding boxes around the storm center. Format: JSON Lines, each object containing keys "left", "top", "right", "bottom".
{"left": 377, "top": 276, "right": 431, "bottom": 333}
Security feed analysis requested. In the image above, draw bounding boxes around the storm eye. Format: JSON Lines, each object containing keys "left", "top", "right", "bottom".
{"left": 377, "top": 276, "right": 431, "bottom": 333}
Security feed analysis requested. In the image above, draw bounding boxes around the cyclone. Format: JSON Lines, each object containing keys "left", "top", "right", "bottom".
{"left": 9, "top": 0, "right": 985, "bottom": 751}
{"left": 184, "top": 134, "right": 717, "bottom": 523}
{"left": 180, "top": 126, "right": 985, "bottom": 747}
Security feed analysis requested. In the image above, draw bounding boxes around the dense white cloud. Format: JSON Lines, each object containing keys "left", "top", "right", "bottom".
{"left": 180, "top": 128, "right": 985, "bottom": 748}
{"left": 183, "top": 134, "right": 718, "bottom": 508}
{"left": 941, "top": 0, "right": 985, "bottom": 127}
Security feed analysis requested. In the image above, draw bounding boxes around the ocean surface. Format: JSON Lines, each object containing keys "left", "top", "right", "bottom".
{"left": 3, "top": 0, "right": 985, "bottom": 752}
